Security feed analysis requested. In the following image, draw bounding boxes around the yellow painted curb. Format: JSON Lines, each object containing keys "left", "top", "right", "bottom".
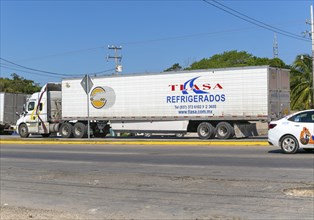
{"left": 0, "top": 140, "right": 269, "bottom": 146}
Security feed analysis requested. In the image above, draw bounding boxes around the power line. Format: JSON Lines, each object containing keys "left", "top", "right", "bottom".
{"left": 202, "top": 0, "right": 310, "bottom": 42}
{"left": 211, "top": 0, "right": 306, "bottom": 40}
{"left": 0, "top": 58, "right": 76, "bottom": 77}
{"left": 10, "top": 20, "right": 301, "bottom": 63}
{"left": 0, "top": 58, "right": 116, "bottom": 78}
{"left": 88, "top": 68, "right": 116, "bottom": 76}
{"left": 0, "top": 64, "right": 63, "bottom": 78}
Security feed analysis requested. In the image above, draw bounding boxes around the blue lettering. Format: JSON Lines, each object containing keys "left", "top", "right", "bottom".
{"left": 221, "top": 94, "right": 225, "bottom": 102}
{"left": 181, "top": 96, "right": 186, "bottom": 102}
{"left": 210, "top": 95, "right": 215, "bottom": 102}
{"left": 198, "top": 95, "right": 204, "bottom": 102}
{"left": 176, "top": 96, "right": 180, "bottom": 103}
{"left": 215, "top": 95, "right": 220, "bottom": 102}
{"left": 167, "top": 94, "right": 226, "bottom": 103}
{"left": 204, "top": 95, "right": 209, "bottom": 102}
{"left": 172, "top": 96, "right": 176, "bottom": 103}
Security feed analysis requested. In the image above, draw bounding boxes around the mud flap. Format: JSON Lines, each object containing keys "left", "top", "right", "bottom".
{"left": 234, "top": 123, "right": 258, "bottom": 138}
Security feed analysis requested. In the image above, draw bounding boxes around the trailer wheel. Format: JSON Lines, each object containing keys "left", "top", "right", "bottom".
{"left": 216, "top": 122, "right": 234, "bottom": 139}
{"left": 73, "top": 122, "right": 87, "bottom": 138}
{"left": 197, "top": 122, "right": 215, "bottom": 139}
{"left": 18, "top": 124, "right": 29, "bottom": 138}
{"left": 59, "top": 123, "right": 73, "bottom": 138}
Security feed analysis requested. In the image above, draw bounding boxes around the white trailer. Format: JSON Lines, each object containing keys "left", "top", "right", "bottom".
{"left": 0, "top": 92, "right": 29, "bottom": 134}
{"left": 16, "top": 66, "right": 290, "bottom": 139}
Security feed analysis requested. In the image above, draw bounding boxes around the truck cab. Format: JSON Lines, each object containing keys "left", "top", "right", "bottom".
{"left": 16, "top": 83, "right": 62, "bottom": 138}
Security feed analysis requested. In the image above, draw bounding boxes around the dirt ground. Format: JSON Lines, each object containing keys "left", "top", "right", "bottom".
{"left": 0, "top": 205, "right": 89, "bottom": 220}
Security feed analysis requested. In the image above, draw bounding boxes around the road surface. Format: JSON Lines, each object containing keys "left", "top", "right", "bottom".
{"left": 1, "top": 142, "right": 313, "bottom": 219}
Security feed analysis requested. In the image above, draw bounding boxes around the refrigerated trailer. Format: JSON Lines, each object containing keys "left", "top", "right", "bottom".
{"left": 0, "top": 92, "right": 29, "bottom": 134}
{"left": 16, "top": 66, "right": 290, "bottom": 139}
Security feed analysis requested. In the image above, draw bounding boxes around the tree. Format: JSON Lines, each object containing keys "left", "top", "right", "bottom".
{"left": 185, "top": 50, "right": 288, "bottom": 70}
{"left": 290, "top": 54, "right": 313, "bottom": 110}
{"left": 164, "top": 63, "right": 182, "bottom": 72}
{"left": 165, "top": 50, "right": 287, "bottom": 71}
{"left": 0, "top": 73, "right": 41, "bottom": 94}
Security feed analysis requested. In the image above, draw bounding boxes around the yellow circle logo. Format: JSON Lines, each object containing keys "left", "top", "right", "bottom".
{"left": 90, "top": 87, "right": 107, "bottom": 109}
{"left": 90, "top": 86, "right": 116, "bottom": 109}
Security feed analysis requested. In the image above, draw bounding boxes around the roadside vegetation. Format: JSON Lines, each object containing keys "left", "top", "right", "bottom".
{"left": 0, "top": 73, "right": 40, "bottom": 94}
{"left": 0, "top": 50, "right": 312, "bottom": 110}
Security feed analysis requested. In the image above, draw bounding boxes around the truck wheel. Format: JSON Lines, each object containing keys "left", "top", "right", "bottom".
{"left": 60, "top": 123, "right": 73, "bottom": 138}
{"left": 216, "top": 122, "right": 234, "bottom": 139}
{"left": 197, "top": 122, "right": 215, "bottom": 139}
{"left": 73, "top": 122, "right": 87, "bottom": 138}
{"left": 280, "top": 135, "right": 299, "bottom": 154}
{"left": 18, "top": 124, "right": 29, "bottom": 138}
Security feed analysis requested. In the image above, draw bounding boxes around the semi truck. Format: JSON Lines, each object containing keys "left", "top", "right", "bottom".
{"left": 16, "top": 66, "right": 290, "bottom": 139}
{"left": 0, "top": 92, "right": 29, "bottom": 134}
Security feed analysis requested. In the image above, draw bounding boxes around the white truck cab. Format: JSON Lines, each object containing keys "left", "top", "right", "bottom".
{"left": 16, "top": 83, "right": 62, "bottom": 138}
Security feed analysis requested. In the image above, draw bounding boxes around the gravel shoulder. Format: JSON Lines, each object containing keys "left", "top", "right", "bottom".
{"left": 0, "top": 205, "right": 90, "bottom": 220}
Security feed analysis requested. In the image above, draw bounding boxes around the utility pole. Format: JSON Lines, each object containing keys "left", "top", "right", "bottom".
{"left": 311, "top": 5, "right": 314, "bottom": 108}
{"left": 107, "top": 45, "right": 123, "bottom": 74}
{"left": 273, "top": 33, "right": 279, "bottom": 59}
{"left": 304, "top": 5, "right": 314, "bottom": 108}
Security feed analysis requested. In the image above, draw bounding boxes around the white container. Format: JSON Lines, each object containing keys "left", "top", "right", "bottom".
{"left": 62, "top": 66, "right": 290, "bottom": 122}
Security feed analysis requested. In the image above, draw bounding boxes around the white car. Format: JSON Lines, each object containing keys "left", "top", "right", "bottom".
{"left": 268, "top": 109, "right": 314, "bottom": 154}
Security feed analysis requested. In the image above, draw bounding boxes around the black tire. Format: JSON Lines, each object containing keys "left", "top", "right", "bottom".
{"left": 197, "top": 122, "right": 215, "bottom": 139}
{"left": 18, "top": 124, "right": 29, "bottom": 138}
{"left": 59, "top": 123, "right": 73, "bottom": 138}
{"left": 215, "top": 122, "right": 234, "bottom": 140}
{"left": 92, "top": 124, "right": 109, "bottom": 138}
{"left": 280, "top": 135, "right": 299, "bottom": 154}
{"left": 73, "top": 122, "right": 87, "bottom": 138}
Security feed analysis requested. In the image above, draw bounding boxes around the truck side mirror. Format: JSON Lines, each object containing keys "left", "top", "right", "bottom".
{"left": 16, "top": 112, "right": 19, "bottom": 116}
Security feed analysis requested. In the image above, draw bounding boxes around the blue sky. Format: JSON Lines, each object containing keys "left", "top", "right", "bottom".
{"left": 0, "top": 0, "right": 313, "bottom": 85}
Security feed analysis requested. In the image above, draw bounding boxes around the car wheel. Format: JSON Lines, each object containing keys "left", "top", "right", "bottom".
{"left": 280, "top": 135, "right": 299, "bottom": 154}
{"left": 197, "top": 122, "right": 215, "bottom": 139}
{"left": 60, "top": 123, "right": 73, "bottom": 138}
{"left": 73, "top": 122, "right": 87, "bottom": 138}
{"left": 215, "top": 122, "right": 234, "bottom": 139}
{"left": 18, "top": 124, "right": 29, "bottom": 138}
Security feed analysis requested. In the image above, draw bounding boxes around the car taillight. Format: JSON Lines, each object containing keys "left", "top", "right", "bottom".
{"left": 268, "top": 124, "right": 277, "bottom": 130}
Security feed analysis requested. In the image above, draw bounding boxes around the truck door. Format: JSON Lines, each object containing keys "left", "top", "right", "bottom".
{"left": 25, "top": 100, "right": 39, "bottom": 133}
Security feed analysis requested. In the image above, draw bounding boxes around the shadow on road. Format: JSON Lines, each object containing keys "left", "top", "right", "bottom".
{"left": 268, "top": 149, "right": 314, "bottom": 154}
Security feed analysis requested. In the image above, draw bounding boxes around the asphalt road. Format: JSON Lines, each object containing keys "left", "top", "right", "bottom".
{"left": 1, "top": 143, "right": 313, "bottom": 219}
